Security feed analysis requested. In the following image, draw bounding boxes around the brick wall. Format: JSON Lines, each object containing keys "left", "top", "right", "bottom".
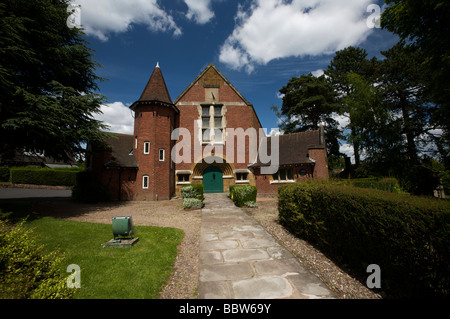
{"left": 133, "top": 103, "right": 177, "bottom": 200}
{"left": 175, "top": 72, "right": 263, "bottom": 179}
{"left": 309, "top": 148, "right": 329, "bottom": 180}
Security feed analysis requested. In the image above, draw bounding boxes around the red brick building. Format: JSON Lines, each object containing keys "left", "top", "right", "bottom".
{"left": 88, "top": 63, "right": 329, "bottom": 200}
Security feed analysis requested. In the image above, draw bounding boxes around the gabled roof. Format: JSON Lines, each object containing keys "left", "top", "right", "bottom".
{"left": 250, "top": 130, "right": 326, "bottom": 168}
{"left": 130, "top": 64, "right": 178, "bottom": 112}
{"left": 174, "top": 63, "right": 252, "bottom": 106}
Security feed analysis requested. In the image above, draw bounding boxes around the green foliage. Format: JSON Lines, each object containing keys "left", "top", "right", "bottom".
{"left": 182, "top": 198, "right": 203, "bottom": 209}
{"left": 230, "top": 185, "right": 258, "bottom": 207}
{"left": 0, "top": 0, "right": 109, "bottom": 163}
{"left": 181, "top": 184, "right": 204, "bottom": 209}
{"left": 352, "top": 177, "right": 404, "bottom": 194}
{"left": 382, "top": 1, "right": 450, "bottom": 134}
{"left": 344, "top": 72, "right": 404, "bottom": 165}
{"left": 325, "top": 46, "right": 379, "bottom": 165}
{"left": 0, "top": 219, "right": 74, "bottom": 299}
{"left": 71, "top": 171, "right": 110, "bottom": 203}
{"left": 274, "top": 73, "right": 341, "bottom": 156}
{"left": 10, "top": 167, "right": 78, "bottom": 186}
{"left": 181, "top": 184, "right": 204, "bottom": 201}
{"left": 278, "top": 182, "right": 450, "bottom": 298}
{"left": 0, "top": 167, "right": 10, "bottom": 182}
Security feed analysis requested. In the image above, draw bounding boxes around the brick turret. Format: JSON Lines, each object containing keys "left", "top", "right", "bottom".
{"left": 130, "top": 63, "right": 179, "bottom": 200}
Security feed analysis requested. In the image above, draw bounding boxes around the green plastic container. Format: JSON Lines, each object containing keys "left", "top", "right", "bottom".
{"left": 112, "top": 216, "right": 134, "bottom": 240}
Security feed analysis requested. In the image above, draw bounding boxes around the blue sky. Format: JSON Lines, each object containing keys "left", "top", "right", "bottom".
{"left": 73, "top": 0, "right": 398, "bottom": 156}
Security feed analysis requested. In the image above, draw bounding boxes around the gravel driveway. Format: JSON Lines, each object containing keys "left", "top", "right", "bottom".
{"left": 35, "top": 195, "right": 382, "bottom": 299}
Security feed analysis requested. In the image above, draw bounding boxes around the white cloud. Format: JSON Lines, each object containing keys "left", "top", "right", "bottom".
{"left": 75, "top": 0, "right": 182, "bottom": 41}
{"left": 276, "top": 92, "right": 285, "bottom": 99}
{"left": 340, "top": 143, "right": 355, "bottom": 163}
{"left": 184, "top": 0, "right": 215, "bottom": 24}
{"left": 269, "top": 128, "right": 284, "bottom": 136}
{"left": 312, "top": 69, "right": 324, "bottom": 77}
{"left": 333, "top": 113, "right": 350, "bottom": 130}
{"left": 95, "top": 102, "right": 135, "bottom": 135}
{"left": 219, "top": 0, "right": 372, "bottom": 72}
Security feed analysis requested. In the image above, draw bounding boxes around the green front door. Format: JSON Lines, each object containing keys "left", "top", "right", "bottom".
{"left": 203, "top": 166, "right": 223, "bottom": 193}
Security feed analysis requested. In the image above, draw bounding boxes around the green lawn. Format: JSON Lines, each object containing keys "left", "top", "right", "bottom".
{"left": 1, "top": 200, "right": 184, "bottom": 299}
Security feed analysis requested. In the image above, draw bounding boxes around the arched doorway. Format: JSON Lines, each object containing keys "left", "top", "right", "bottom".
{"left": 203, "top": 166, "right": 223, "bottom": 193}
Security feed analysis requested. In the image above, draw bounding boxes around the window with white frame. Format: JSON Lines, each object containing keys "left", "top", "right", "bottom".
{"left": 144, "top": 141, "right": 150, "bottom": 154}
{"left": 236, "top": 172, "right": 249, "bottom": 183}
{"left": 177, "top": 174, "right": 190, "bottom": 184}
{"left": 159, "top": 149, "right": 165, "bottom": 161}
{"left": 201, "top": 104, "right": 223, "bottom": 143}
{"left": 271, "top": 168, "right": 294, "bottom": 183}
{"left": 142, "top": 175, "right": 149, "bottom": 189}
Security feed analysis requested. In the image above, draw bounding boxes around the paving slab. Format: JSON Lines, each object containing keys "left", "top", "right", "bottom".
{"left": 222, "top": 248, "right": 270, "bottom": 262}
{"left": 198, "top": 193, "right": 336, "bottom": 299}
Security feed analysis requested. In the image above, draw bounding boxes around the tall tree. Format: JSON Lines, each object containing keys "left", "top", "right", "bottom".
{"left": 344, "top": 73, "right": 403, "bottom": 167}
{"left": 379, "top": 42, "right": 432, "bottom": 164}
{"left": 325, "top": 46, "right": 378, "bottom": 167}
{"left": 0, "top": 0, "right": 108, "bottom": 163}
{"left": 274, "top": 73, "right": 341, "bottom": 156}
{"left": 382, "top": 0, "right": 450, "bottom": 167}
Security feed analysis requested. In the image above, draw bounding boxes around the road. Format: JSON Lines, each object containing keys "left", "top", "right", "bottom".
{"left": 0, "top": 187, "right": 72, "bottom": 199}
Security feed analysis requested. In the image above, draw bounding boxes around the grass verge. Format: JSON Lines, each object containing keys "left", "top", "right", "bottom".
{"left": 1, "top": 200, "right": 184, "bottom": 299}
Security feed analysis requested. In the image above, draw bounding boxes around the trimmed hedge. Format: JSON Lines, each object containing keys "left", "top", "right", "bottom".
{"left": 0, "top": 167, "right": 10, "bottom": 182}
{"left": 229, "top": 185, "right": 257, "bottom": 207}
{"left": 10, "top": 168, "right": 78, "bottom": 186}
{"left": 183, "top": 198, "right": 203, "bottom": 209}
{"left": 181, "top": 184, "right": 204, "bottom": 201}
{"left": 278, "top": 182, "right": 450, "bottom": 298}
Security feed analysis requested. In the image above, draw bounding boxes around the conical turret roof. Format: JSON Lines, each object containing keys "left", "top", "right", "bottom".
{"left": 138, "top": 63, "right": 173, "bottom": 104}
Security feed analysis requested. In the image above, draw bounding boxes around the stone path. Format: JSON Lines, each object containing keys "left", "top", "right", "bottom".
{"left": 198, "top": 193, "right": 336, "bottom": 299}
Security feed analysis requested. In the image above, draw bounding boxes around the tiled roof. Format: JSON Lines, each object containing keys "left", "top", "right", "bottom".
{"left": 250, "top": 130, "right": 325, "bottom": 167}
{"left": 137, "top": 64, "right": 173, "bottom": 105}
{"left": 102, "top": 133, "right": 138, "bottom": 169}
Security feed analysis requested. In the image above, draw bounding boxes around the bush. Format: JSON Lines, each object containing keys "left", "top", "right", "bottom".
{"left": 183, "top": 198, "right": 203, "bottom": 209}
{"left": 230, "top": 185, "right": 257, "bottom": 207}
{"left": 0, "top": 219, "right": 74, "bottom": 299}
{"left": 10, "top": 168, "right": 78, "bottom": 186}
{"left": 181, "top": 184, "right": 204, "bottom": 210}
{"left": 181, "top": 184, "right": 204, "bottom": 201}
{"left": 278, "top": 182, "right": 450, "bottom": 298}
{"left": 71, "top": 171, "right": 110, "bottom": 203}
{"left": 0, "top": 167, "right": 10, "bottom": 182}
{"left": 243, "top": 201, "right": 258, "bottom": 208}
